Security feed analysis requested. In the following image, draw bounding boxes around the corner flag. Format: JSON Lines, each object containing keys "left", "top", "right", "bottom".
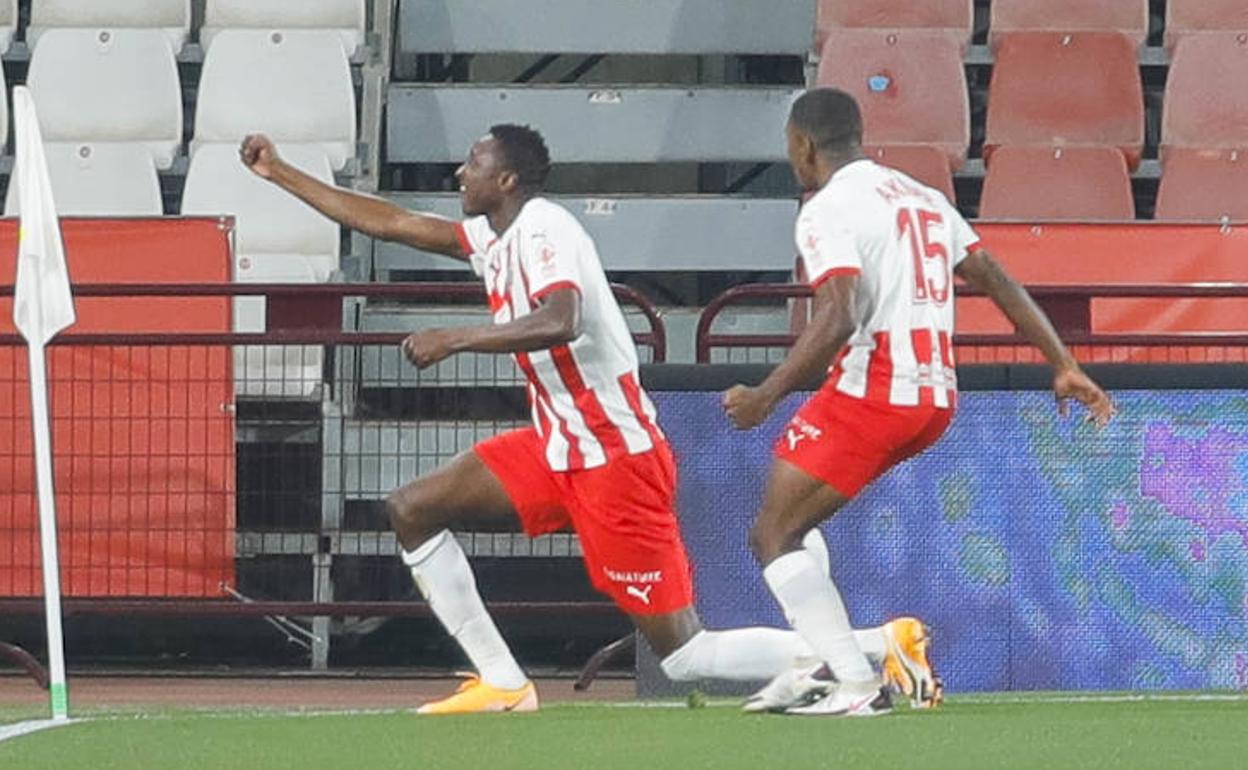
{"left": 11, "top": 85, "right": 76, "bottom": 721}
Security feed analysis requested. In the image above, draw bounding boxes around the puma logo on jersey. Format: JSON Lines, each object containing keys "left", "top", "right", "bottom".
{"left": 626, "top": 585, "right": 654, "bottom": 605}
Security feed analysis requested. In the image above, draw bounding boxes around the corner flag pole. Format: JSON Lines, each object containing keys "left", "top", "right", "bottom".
{"left": 11, "top": 86, "right": 77, "bottom": 721}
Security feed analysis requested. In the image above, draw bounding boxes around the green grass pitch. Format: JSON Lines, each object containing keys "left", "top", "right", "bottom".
{"left": 3, "top": 693, "right": 1247, "bottom": 770}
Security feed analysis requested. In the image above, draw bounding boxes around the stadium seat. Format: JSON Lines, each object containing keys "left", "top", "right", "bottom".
{"left": 1166, "top": 0, "right": 1248, "bottom": 51}
{"left": 181, "top": 143, "right": 339, "bottom": 397}
{"left": 989, "top": 0, "right": 1148, "bottom": 48}
{"left": 864, "top": 146, "right": 956, "bottom": 203}
{"left": 26, "top": 29, "right": 182, "bottom": 169}
{"left": 816, "top": 30, "right": 969, "bottom": 169}
{"left": 1161, "top": 34, "right": 1248, "bottom": 156}
{"left": 984, "top": 32, "right": 1144, "bottom": 169}
{"left": 815, "top": 0, "right": 972, "bottom": 51}
{"left": 1155, "top": 149, "right": 1248, "bottom": 222}
{"left": 4, "top": 143, "right": 162, "bottom": 216}
{"left": 202, "top": 0, "right": 366, "bottom": 58}
{"left": 27, "top": 0, "right": 191, "bottom": 52}
{"left": 979, "top": 146, "right": 1135, "bottom": 221}
{"left": 0, "top": 0, "right": 16, "bottom": 55}
{"left": 193, "top": 30, "right": 357, "bottom": 172}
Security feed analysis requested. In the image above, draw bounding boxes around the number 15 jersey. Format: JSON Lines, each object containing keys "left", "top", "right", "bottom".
{"left": 797, "top": 159, "right": 981, "bottom": 408}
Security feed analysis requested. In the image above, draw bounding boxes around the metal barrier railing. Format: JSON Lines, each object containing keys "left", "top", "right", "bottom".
{"left": 0, "top": 282, "right": 665, "bottom": 673}
{"left": 0, "top": 282, "right": 667, "bottom": 362}
{"left": 695, "top": 283, "right": 1248, "bottom": 364}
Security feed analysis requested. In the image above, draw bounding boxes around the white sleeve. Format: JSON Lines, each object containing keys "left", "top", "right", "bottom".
{"left": 945, "top": 203, "right": 982, "bottom": 266}
{"left": 795, "top": 205, "right": 862, "bottom": 289}
{"left": 455, "top": 216, "right": 495, "bottom": 277}
{"left": 522, "top": 222, "right": 583, "bottom": 302}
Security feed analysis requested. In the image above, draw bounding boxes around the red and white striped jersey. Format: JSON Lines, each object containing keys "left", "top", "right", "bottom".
{"left": 456, "top": 198, "right": 665, "bottom": 471}
{"left": 797, "top": 159, "right": 981, "bottom": 408}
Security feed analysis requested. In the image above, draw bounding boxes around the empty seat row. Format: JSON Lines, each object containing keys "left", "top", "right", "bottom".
{"left": 977, "top": 147, "right": 1248, "bottom": 222}
{"left": 818, "top": 0, "right": 1244, "bottom": 51}
{"left": 871, "top": 145, "right": 1247, "bottom": 223}
{"left": 817, "top": 30, "right": 1246, "bottom": 173}
{"left": 6, "top": 28, "right": 355, "bottom": 171}
{"left": 0, "top": 0, "right": 365, "bottom": 56}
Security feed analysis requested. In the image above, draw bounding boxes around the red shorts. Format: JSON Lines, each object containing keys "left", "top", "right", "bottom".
{"left": 474, "top": 428, "right": 694, "bottom": 616}
{"left": 775, "top": 387, "right": 954, "bottom": 497}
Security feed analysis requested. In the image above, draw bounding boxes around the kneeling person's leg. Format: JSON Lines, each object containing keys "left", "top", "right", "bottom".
{"left": 389, "top": 429, "right": 565, "bottom": 694}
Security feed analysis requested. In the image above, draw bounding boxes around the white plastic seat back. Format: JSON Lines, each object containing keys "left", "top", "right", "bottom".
{"left": 0, "top": 0, "right": 17, "bottom": 55}
{"left": 202, "top": 0, "right": 365, "bottom": 57}
{"left": 193, "top": 30, "right": 357, "bottom": 171}
{"left": 229, "top": 256, "right": 329, "bottom": 398}
{"left": 182, "top": 142, "right": 339, "bottom": 398}
{"left": 26, "top": 29, "right": 183, "bottom": 168}
{"left": 181, "top": 142, "right": 340, "bottom": 260}
{"left": 5, "top": 142, "right": 162, "bottom": 216}
{"left": 27, "top": 0, "right": 191, "bottom": 52}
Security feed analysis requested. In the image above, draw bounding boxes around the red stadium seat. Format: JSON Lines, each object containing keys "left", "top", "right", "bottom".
{"left": 1162, "top": 34, "right": 1248, "bottom": 156}
{"left": 989, "top": 0, "right": 1148, "bottom": 48}
{"left": 815, "top": 0, "right": 972, "bottom": 51}
{"left": 1166, "top": 0, "right": 1248, "bottom": 50}
{"left": 979, "top": 146, "right": 1135, "bottom": 221}
{"left": 1155, "top": 149, "right": 1248, "bottom": 221}
{"left": 864, "top": 145, "right": 956, "bottom": 203}
{"left": 817, "top": 30, "right": 969, "bottom": 169}
{"left": 984, "top": 32, "right": 1144, "bottom": 169}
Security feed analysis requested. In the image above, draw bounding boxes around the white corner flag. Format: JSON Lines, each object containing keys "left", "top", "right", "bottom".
{"left": 12, "top": 85, "right": 76, "bottom": 722}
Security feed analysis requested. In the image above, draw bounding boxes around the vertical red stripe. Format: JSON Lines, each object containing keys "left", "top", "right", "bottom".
{"left": 550, "top": 345, "right": 629, "bottom": 461}
{"left": 525, "top": 382, "right": 550, "bottom": 439}
{"left": 938, "top": 330, "right": 957, "bottom": 407}
{"left": 515, "top": 352, "right": 583, "bottom": 470}
{"left": 618, "top": 372, "right": 663, "bottom": 449}
{"left": 866, "top": 331, "right": 894, "bottom": 402}
{"left": 826, "top": 347, "right": 849, "bottom": 389}
{"left": 911, "top": 328, "right": 935, "bottom": 406}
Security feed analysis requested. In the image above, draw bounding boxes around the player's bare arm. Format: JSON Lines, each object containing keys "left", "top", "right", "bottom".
{"left": 723, "top": 275, "right": 858, "bottom": 430}
{"left": 401, "top": 287, "right": 581, "bottom": 369}
{"left": 955, "top": 248, "right": 1116, "bottom": 427}
{"left": 239, "top": 133, "right": 468, "bottom": 260}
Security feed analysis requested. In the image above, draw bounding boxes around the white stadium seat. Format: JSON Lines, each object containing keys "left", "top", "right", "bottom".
{"left": 193, "top": 30, "right": 357, "bottom": 172}
{"left": 181, "top": 143, "right": 340, "bottom": 398}
{"left": 27, "top": 0, "right": 191, "bottom": 52}
{"left": 202, "top": 0, "right": 366, "bottom": 57}
{"left": 4, "top": 143, "right": 162, "bottom": 216}
{"left": 26, "top": 29, "right": 183, "bottom": 169}
{"left": 0, "top": 0, "right": 16, "bottom": 55}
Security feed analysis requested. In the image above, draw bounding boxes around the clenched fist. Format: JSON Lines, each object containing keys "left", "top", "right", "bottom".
{"left": 239, "top": 134, "right": 281, "bottom": 179}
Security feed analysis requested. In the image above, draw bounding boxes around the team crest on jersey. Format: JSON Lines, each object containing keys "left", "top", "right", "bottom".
{"left": 537, "top": 244, "right": 558, "bottom": 278}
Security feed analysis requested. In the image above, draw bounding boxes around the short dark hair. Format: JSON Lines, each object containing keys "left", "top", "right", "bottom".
{"left": 788, "top": 89, "right": 863, "bottom": 154}
{"left": 489, "top": 124, "right": 552, "bottom": 189}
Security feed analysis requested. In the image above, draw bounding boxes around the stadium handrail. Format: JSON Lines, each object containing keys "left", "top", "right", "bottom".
{"left": 0, "top": 281, "right": 667, "bottom": 362}
{"left": 695, "top": 282, "right": 1248, "bottom": 363}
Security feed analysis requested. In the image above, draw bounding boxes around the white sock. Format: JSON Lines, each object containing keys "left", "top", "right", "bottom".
{"left": 802, "top": 528, "right": 888, "bottom": 665}
{"left": 763, "top": 550, "right": 876, "bottom": 684}
{"left": 854, "top": 627, "right": 888, "bottom": 662}
{"left": 802, "top": 527, "right": 830, "bottom": 577}
{"left": 660, "top": 628, "right": 808, "bottom": 682}
{"left": 402, "top": 530, "right": 528, "bottom": 690}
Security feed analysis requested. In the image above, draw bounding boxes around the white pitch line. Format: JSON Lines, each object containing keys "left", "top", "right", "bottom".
{"left": 0, "top": 718, "right": 80, "bottom": 744}
{"left": 954, "top": 693, "right": 1248, "bottom": 705}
